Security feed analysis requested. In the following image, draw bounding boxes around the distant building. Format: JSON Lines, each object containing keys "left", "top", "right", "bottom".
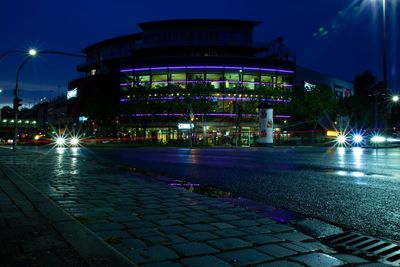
{"left": 296, "top": 66, "right": 354, "bottom": 98}
{"left": 69, "top": 19, "right": 295, "bottom": 145}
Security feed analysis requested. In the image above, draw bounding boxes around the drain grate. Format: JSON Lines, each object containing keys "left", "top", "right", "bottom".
{"left": 324, "top": 231, "right": 400, "bottom": 266}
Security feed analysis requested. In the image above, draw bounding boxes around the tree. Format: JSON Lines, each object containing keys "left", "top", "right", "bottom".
{"left": 290, "top": 84, "right": 337, "bottom": 128}
{"left": 339, "top": 70, "right": 384, "bottom": 129}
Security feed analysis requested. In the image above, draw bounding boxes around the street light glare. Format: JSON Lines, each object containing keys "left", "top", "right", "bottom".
{"left": 337, "top": 135, "right": 347, "bottom": 144}
{"left": 392, "top": 95, "right": 399, "bottom": 103}
{"left": 56, "top": 137, "right": 66, "bottom": 146}
{"left": 353, "top": 134, "right": 363, "bottom": 144}
{"left": 69, "top": 137, "right": 79, "bottom": 146}
{"left": 28, "top": 49, "right": 37, "bottom": 56}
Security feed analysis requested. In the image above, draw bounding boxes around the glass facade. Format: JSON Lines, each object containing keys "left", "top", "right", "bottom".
{"left": 118, "top": 65, "right": 293, "bottom": 145}
{"left": 121, "top": 65, "right": 293, "bottom": 94}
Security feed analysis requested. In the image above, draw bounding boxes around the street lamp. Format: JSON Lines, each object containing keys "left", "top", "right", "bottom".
{"left": 12, "top": 50, "right": 37, "bottom": 151}
{"left": 392, "top": 95, "right": 399, "bottom": 103}
{"left": 11, "top": 49, "right": 85, "bottom": 151}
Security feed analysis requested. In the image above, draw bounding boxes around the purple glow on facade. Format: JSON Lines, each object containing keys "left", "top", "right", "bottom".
{"left": 125, "top": 113, "right": 291, "bottom": 118}
{"left": 120, "top": 96, "right": 290, "bottom": 103}
{"left": 120, "top": 80, "right": 293, "bottom": 87}
{"left": 168, "top": 183, "right": 201, "bottom": 187}
{"left": 120, "top": 65, "right": 294, "bottom": 74}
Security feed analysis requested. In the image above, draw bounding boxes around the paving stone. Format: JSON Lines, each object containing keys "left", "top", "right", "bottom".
{"left": 97, "top": 230, "right": 132, "bottom": 240}
{"left": 124, "top": 221, "right": 157, "bottom": 229}
{"left": 213, "top": 214, "right": 242, "bottom": 221}
{"left": 142, "top": 261, "right": 183, "bottom": 267}
{"left": 142, "top": 204, "right": 166, "bottom": 209}
{"left": 280, "top": 242, "right": 315, "bottom": 253}
{"left": 143, "top": 234, "right": 187, "bottom": 245}
{"left": 229, "top": 219, "right": 260, "bottom": 227}
{"left": 141, "top": 215, "right": 165, "bottom": 221}
{"left": 209, "top": 222, "right": 236, "bottom": 229}
{"left": 112, "top": 215, "right": 141, "bottom": 223}
{"left": 242, "top": 234, "right": 284, "bottom": 245}
{"left": 291, "top": 252, "right": 345, "bottom": 267}
{"left": 154, "top": 219, "right": 184, "bottom": 226}
{"left": 254, "top": 218, "right": 277, "bottom": 225}
{"left": 163, "top": 207, "right": 191, "bottom": 213}
{"left": 181, "top": 216, "right": 218, "bottom": 224}
{"left": 217, "top": 248, "right": 274, "bottom": 266}
{"left": 126, "top": 245, "right": 179, "bottom": 264}
{"left": 274, "top": 231, "right": 313, "bottom": 242}
{"left": 183, "top": 211, "right": 209, "bottom": 217}
{"left": 128, "top": 227, "right": 161, "bottom": 238}
{"left": 212, "top": 228, "right": 248, "bottom": 238}
{"left": 171, "top": 242, "right": 219, "bottom": 256}
{"left": 159, "top": 225, "right": 192, "bottom": 234}
{"left": 120, "top": 238, "right": 147, "bottom": 249}
{"left": 180, "top": 231, "right": 220, "bottom": 241}
{"left": 291, "top": 241, "right": 335, "bottom": 253}
{"left": 88, "top": 222, "right": 124, "bottom": 231}
{"left": 266, "top": 224, "right": 294, "bottom": 233}
{"left": 256, "top": 260, "right": 304, "bottom": 267}
{"left": 134, "top": 209, "right": 164, "bottom": 216}
{"left": 181, "top": 255, "right": 231, "bottom": 267}
{"left": 257, "top": 244, "right": 298, "bottom": 258}
{"left": 241, "top": 226, "right": 273, "bottom": 234}
{"left": 204, "top": 209, "right": 228, "bottom": 215}
{"left": 208, "top": 238, "right": 253, "bottom": 251}
{"left": 185, "top": 223, "right": 218, "bottom": 231}
{"left": 333, "top": 253, "right": 369, "bottom": 264}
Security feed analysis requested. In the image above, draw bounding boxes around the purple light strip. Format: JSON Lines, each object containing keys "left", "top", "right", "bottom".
{"left": 126, "top": 113, "right": 291, "bottom": 118}
{"left": 121, "top": 65, "right": 294, "bottom": 74}
{"left": 120, "top": 96, "right": 290, "bottom": 103}
{"left": 120, "top": 80, "right": 293, "bottom": 87}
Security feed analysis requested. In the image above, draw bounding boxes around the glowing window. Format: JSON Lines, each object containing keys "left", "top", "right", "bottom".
{"left": 225, "top": 73, "right": 239, "bottom": 81}
{"left": 261, "top": 75, "right": 273, "bottom": 83}
{"left": 187, "top": 74, "right": 204, "bottom": 81}
{"left": 152, "top": 74, "right": 168, "bottom": 82}
{"left": 171, "top": 73, "right": 186, "bottom": 81}
{"left": 138, "top": 75, "right": 150, "bottom": 83}
{"left": 206, "top": 73, "right": 223, "bottom": 81}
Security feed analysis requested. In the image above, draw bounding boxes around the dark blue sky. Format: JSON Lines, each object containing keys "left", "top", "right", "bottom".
{"left": 1, "top": 0, "right": 399, "bottom": 107}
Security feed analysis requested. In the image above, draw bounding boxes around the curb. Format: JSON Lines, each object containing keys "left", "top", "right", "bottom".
{"left": 0, "top": 162, "right": 135, "bottom": 267}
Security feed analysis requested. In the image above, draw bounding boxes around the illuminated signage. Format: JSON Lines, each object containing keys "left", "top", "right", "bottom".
{"left": 178, "top": 123, "right": 194, "bottom": 130}
{"left": 304, "top": 81, "right": 317, "bottom": 92}
{"left": 79, "top": 116, "right": 88, "bottom": 122}
{"left": 67, "top": 88, "right": 77, "bottom": 99}
{"left": 326, "top": 130, "right": 340, "bottom": 137}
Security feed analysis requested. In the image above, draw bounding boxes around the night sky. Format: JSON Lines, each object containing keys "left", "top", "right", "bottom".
{"left": 1, "top": 0, "right": 399, "bottom": 107}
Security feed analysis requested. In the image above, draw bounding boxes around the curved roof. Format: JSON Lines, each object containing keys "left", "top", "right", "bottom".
{"left": 82, "top": 33, "right": 142, "bottom": 53}
{"left": 138, "top": 19, "right": 260, "bottom": 29}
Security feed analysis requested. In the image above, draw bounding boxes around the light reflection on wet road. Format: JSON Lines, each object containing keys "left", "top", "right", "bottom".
{"left": 53, "top": 146, "right": 400, "bottom": 241}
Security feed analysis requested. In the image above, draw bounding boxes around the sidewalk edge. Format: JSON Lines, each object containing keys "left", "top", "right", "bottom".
{"left": 0, "top": 162, "right": 136, "bottom": 267}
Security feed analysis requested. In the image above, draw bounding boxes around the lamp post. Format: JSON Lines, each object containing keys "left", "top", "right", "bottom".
{"left": 381, "top": 0, "right": 390, "bottom": 131}
{"left": 393, "top": 95, "right": 399, "bottom": 130}
{"left": 13, "top": 53, "right": 36, "bottom": 151}
{"left": 11, "top": 49, "right": 85, "bottom": 151}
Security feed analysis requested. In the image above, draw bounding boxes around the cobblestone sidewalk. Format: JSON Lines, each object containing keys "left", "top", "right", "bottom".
{"left": 0, "top": 148, "right": 390, "bottom": 266}
{"left": 0, "top": 170, "right": 89, "bottom": 266}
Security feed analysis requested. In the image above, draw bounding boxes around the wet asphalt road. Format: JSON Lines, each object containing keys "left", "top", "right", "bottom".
{"left": 36, "top": 146, "right": 400, "bottom": 242}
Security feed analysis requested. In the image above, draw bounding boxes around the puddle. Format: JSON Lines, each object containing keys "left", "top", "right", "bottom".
{"left": 120, "top": 165, "right": 301, "bottom": 224}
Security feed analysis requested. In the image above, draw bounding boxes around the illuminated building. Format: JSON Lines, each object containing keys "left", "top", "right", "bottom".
{"left": 69, "top": 19, "right": 295, "bottom": 145}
